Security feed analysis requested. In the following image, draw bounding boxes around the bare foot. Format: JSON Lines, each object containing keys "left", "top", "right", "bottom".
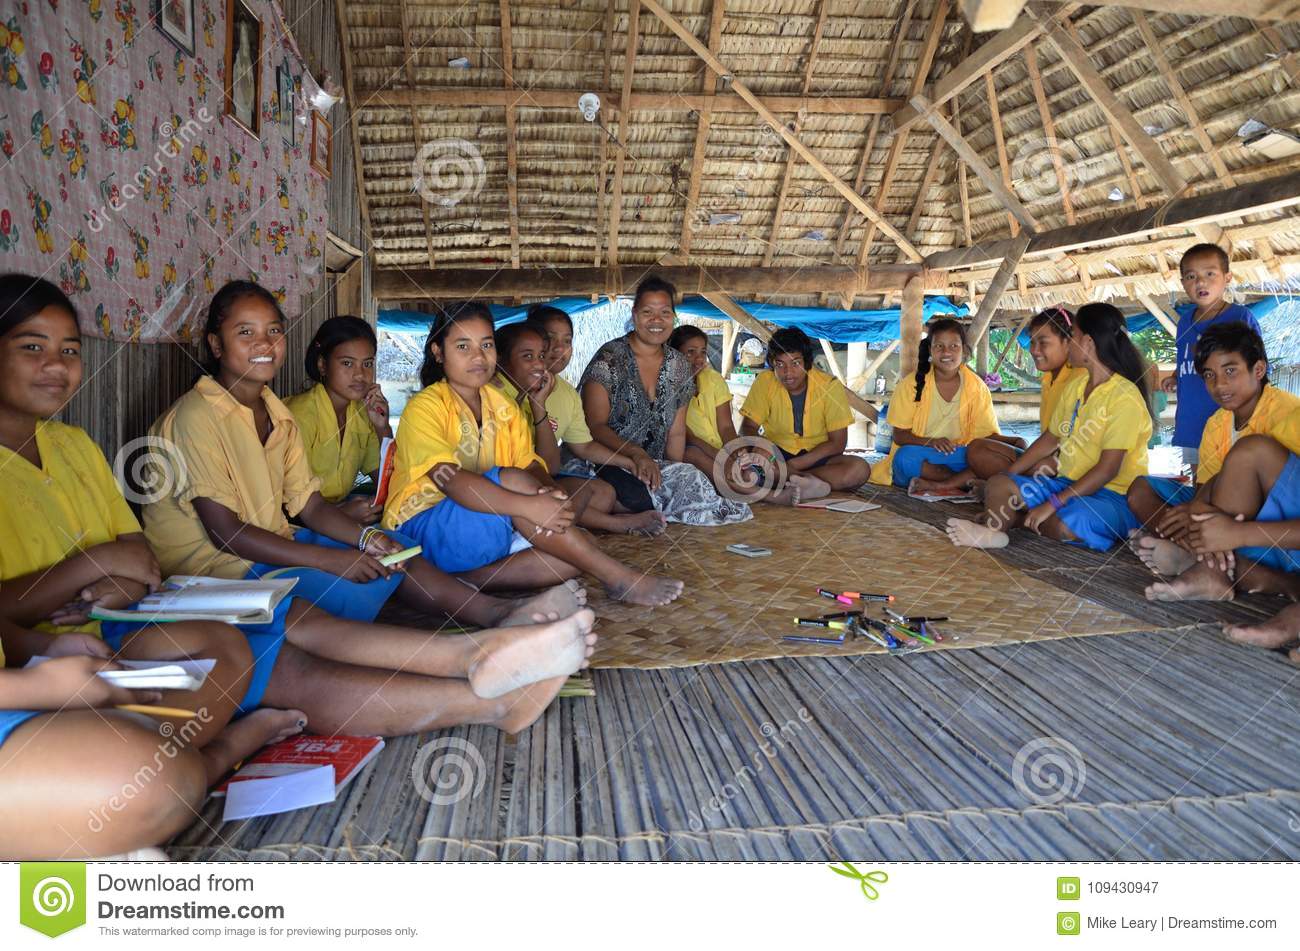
{"left": 1128, "top": 531, "right": 1196, "bottom": 577}
{"left": 608, "top": 572, "right": 685, "bottom": 606}
{"left": 499, "top": 579, "right": 587, "bottom": 626}
{"left": 788, "top": 473, "right": 830, "bottom": 501}
{"left": 199, "top": 708, "right": 307, "bottom": 784}
{"left": 617, "top": 510, "right": 667, "bottom": 536}
{"left": 764, "top": 481, "right": 801, "bottom": 506}
{"left": 468, "top": 608, "right": 596, "bottom": 699}
{"left": 1145, "top": 562, "right": 1235, "bottom": 602}
{"left": 491, "top": 675, "right": 570, "bottom": 734}
{"left": 910, "top": 476, "right": 965, "bottom": 495}
{"left": 945, "top": 517, "right": 1009, "bottom": 549}
{"left": 1224, "top": 602, "right": 1300, "bottom": 649}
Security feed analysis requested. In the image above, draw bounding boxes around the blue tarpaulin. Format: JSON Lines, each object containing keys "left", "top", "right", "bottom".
{"left": 379, "top": 295, "right": 970, "bottom": 345}
{"left": 1015, "top": 297, "right": 1300, "bottom": 348}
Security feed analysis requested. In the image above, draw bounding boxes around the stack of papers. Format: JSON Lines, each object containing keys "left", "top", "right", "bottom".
{"left": 24, "top": 656, "right": 215, "bottom": 691}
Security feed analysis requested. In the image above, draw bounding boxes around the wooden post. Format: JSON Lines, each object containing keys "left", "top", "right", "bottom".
{"left": 899, "top": 274, "right": 925, "bottom": 378}
{"left": 720, "top": 321, "right": 737, "bottom": 376}
{"left": 819, "top": 338, "right": 845, "bottom": 382}
{"left": 991, "top": 312, "right": 1035, "bottom": 372}
{"left": 1136, "top": 292, "right": 1179, "bottom": 337}
{"left": 976, "top": 331, "right": 989, "bottom": 376}
{"left": 968, "top": 235, "right": 1032, "bottom": 345}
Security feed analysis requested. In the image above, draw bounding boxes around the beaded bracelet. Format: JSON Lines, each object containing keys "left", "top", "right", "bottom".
{"left": 358, "top": 525, "right": 381, "bottom": 551}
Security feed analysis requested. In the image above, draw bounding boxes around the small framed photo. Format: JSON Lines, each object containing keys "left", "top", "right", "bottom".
{"left": 224, "top": 0, "right": 261, "bottom": 138}
{"left": 277, "top": 60, "right": 295, "bottom": 147}
{"left": 310, "top": 111, "right": 331, "bottom": 176}
{"left": 156, "top": 0, "right": 195, "bottom": 56}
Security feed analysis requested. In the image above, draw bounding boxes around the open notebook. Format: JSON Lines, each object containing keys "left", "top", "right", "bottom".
{"left": 795, "top": 498, "right": 882, "bottom": 514}
{"left": 89, "top": 576, "right": 298, "bottom": 625}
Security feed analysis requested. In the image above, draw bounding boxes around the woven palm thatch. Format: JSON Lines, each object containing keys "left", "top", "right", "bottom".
{"left": 339, "top": 1, "right": 1300, "bottom": 319}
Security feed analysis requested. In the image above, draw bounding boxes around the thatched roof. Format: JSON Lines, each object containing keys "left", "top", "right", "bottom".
{"left": 337, "top": 1, "right": 1300, "bottom": 321}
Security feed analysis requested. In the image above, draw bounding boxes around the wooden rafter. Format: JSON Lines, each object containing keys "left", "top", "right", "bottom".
{"left": 333, "top": 0, "right": 372, "bottom": 244}
{"left": 594, "top": 2, "right": 617, "bottom": 267}
{"left": 762, "top": 0, "right": 828, "bottom": 268}
{"left": 967, "top": 235, "right": 1031, "bottom": 344}
{"left": 640, "top": 0, "right": 922, "bottom": 262}
{"left": 499, "top": 0, "right": 521, "bottom": 268}
{"left": 853, "top": 0, "right": 951, "bottom": 272}
{"left": 984, "top": 71, "right": 1020, "bottom": 237}
{"left": 914, "top": 93, "right": 1039, "bottom": 233}
{"left": 374, "top": 264, "right": 940, "bottom": 301}
{"left": 608, "top": 2, "right": 641, "bottom": 268}
{"left": 1024, "top": 40, "right": 1075, "bottom": 224}
{"left": 364, "top": 87, "right": 901, "bottom": 115}
{"left": 678, "top": 0, "right": 726, "bottom": 261}
{"left": 963, "top": 0, "right": 1300, "bottom": 29}
{"left": 1026, "top": 3, "right": 1187, "bottom": 197}
{"left": 1131, "top": 11, "right": 1234, "bottom": 190}
{"left": 1135, "top": 292, "right": 1179, "bottom": 337}
{"left": 398, "top": 0, "right": 435, "bottom": 269}
{"left": 926, "top": 167, "right": 1300, "bottom": 270}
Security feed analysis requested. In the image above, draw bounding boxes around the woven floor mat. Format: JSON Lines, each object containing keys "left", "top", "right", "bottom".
{"left": 584, "top": 499, "right": 1162, "bottom": 669}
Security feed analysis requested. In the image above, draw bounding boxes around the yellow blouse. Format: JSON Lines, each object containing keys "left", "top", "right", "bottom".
{"left": 686, "top": 367, "right": 733, "bottom": 450}
{"left": 383, "top": 381, "right": 545, "bottom": 529}
{"left": 142, "top": 376, "right": 322, "bottom": 579}
{"left": 1040, "top": 365, "right": 1087, "bottom": 436}
{"left": 740, "top": 368, "right": 853, "bottom": 455}
{"left": 870, "top": 365, "right": 999, "bottom": 485}
{"left": 1051, "top": 372, "right": 1151, "bottom": 495}
{"left": 0, "top": 421, "right": 143, "bottom": 635}
{"left": 1197, "top": 385, "right": 1300, "bottom": 484}
{"left": 284, "top": 383, "right": 382, "bottom": 503}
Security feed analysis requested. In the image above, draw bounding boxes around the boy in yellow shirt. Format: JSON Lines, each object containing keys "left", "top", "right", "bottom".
{"left": 739, "top": 327, "right": 870, "bottom": 493}
{"left": 948, "top": 304, "right": 1153, "bottom": 552}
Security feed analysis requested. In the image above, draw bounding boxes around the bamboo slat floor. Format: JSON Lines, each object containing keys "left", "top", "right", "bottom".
{"left": 170, "top": 626, "right": 1300, "bottom": 861}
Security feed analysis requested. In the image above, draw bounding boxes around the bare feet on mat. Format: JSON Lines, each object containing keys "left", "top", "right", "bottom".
{"left": 200, "top": 707, "right": 307, "bottom": 783}
{"left": 608, "top": 572, "right": 685, "bottom": 606}
{"left": 618, "top": 510, "right": 667, "bottom": 536}
{"left": 1144, "top": 562, "right": 1235, "bottom": 602}
{"left": 945, "top": 517, "right": 1009, "bottom": 549}
{"left": 1223, "top": 602, "right": 1300, "bottom": 650}
{"left": 788, "top": 474, "right": 830, "bottom": 502}
{"left": 500, "top": 579, "right": 588, "bottom": 626}
{"left": 1128, "top": 531, "right": 1196, "bottom": 577}
{"left": 766, "top": 481, "right": 801, "bottom": 506}
{"left": 469, "top": 608, "right": 596, "bottom": 700}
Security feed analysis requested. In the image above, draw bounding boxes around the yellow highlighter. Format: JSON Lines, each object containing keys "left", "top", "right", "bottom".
{"left": 379, "top": 545, "right": 423, "bottom": 567}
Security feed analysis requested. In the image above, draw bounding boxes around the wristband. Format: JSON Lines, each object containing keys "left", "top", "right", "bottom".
{"left": 534, "top": 412, "right": 549, "bottom": 427}
{"left": 1048, "top": 493, "right": 1065, "bottom": 512}
{"left": 358, "top": 525, "right": 381, "bottom": 551}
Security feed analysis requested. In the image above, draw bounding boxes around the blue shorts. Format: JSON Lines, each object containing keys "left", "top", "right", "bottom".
{"left": 1142, "top": 476, "right": 1196, "bottom": 507}
{"left": 0, "top": 710, "right": 42, "bottom": 750}
{"left": 101, "top": 596, "right": 296, "bottom": 716}
{"left": 246, "top": 527, "right": 412, "bottom": 622}
{"left": 891, "top": 445, "right": 969, "bottom": 486}
{"left": 1009, "top": 474, "right": 1139, "bottom": 552}
{"left": 398, "top": 466, "right": 525, "bottom": 573}
{"left": 1239, "top": 453, "right": 1300, "bottom": 574}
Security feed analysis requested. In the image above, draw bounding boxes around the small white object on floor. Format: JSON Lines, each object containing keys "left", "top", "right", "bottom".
{"left": 222, "top": 765, "right": 336, "bottom": 821}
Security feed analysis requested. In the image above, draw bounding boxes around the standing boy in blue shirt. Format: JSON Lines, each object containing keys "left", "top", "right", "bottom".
{"left": 1161, "top": 243, "right": 1260, "bottom": 474}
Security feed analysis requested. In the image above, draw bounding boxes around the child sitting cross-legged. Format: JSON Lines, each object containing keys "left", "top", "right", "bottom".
{"left": 946, "top": 303, "right": 1153, "bottom": 551}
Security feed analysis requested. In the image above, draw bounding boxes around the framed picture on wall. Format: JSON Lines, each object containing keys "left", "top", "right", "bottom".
{"left": 277, "top": 61, "right": 295, "bottom": 147}
{"left": 156, "top": 0, "right": 196, "bottom": 56}
{"left": 310, "top": 111, "right": 331, "bottom": 176}
{"left": 224, "top": 0, "right": 261, "bottom": 137}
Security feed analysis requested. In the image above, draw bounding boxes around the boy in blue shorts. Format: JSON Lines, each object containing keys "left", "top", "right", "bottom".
{"left": 1161, "top": 243, "right": 1260, "bottom": 475}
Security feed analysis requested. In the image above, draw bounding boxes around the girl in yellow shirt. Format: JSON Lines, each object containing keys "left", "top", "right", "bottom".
{"left": 145, "top": 281, "right": 599, "bottom": 736}
{"left": 386, "top": 302, "right": 683, "bottom": 607}
{"left": 496, "top": 314, "right": 665, "bottom": 535}
{"left": 947, "top": 303, "right": 1153, "bottom": 552}
{"left": 739, "top": 327, "right": 871, "bottom": 493}
{"left": 284, "top": 316, "right": 391, "bottom": 523}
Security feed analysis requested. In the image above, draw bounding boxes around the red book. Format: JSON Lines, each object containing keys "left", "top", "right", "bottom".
{"left": 211, "top": 734, "right": 385, "bottom": 796}
{"left": 371, "top": 437, "right": 397, "bottom": 507}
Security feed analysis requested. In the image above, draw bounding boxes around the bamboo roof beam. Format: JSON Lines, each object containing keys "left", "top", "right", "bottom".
{"left": 913, "top": 93, "right": 1039, "bottom": 234}
{"left": 968, "top": 235, "right": 1032, "bottom": 345}
{"left": 639, "top": 0, "right": 922, "bottom": 262}
{"left": 1024, "top": 40, "right": 1075, "bottom": 224}
{"left": 984, "top": 70, "right": 1020, "bottom": 237}
{"left": 678, "top": 0, "right": 727, "bottom": 261}
{"left": 762, "top": 0, "right": 828, "bottom": 268}
{"left": 397, "top": 0, "right": 435, "bottom": 270}
{"left": 333, "top": 0, "right": 373, "bottom": 246}
{"left": 1135, "top": 292, "right": 1179, "bottom": 337}
{"left": 608, "top": 2, "right": 641, "bottom": 268}
{"left": 594, "top": 2, "right": 617, "bottom": 267}
{"left": 374, "top": 264, "right": 942, "bottom": 302}
{"left": 1026, "top": 2, "right": 1187, "bottom": 198}
{"left": 362, "top": 87, "right": 902, "bottom": 115}
{"left": 499, "top": 0, "right": 521, "bottom": 269}
{"left": 1131, "top": 10, "right": 1235, "bottom": 189}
